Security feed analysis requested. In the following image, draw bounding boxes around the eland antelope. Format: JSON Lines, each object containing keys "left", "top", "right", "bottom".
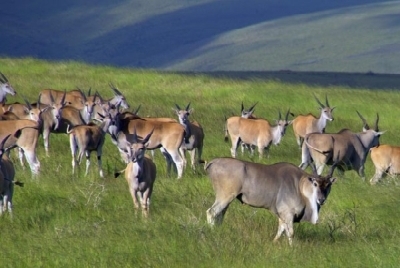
{"left": 225, "top": 109, "right": 292, "bottom": 159}
{"left": 174, "top": 103, "right": 204, "bottom": 170}
{"left": 369, "top": 144, "right": 400, "bottom": 185}
{"left": 0, "top": 120, "right": 41, "bottom": 176}
{"left": 66, "top": 112, "right": 114, "bottom": 178}
{"left": 292, "top": 94, "right": 335, "bottom": 148}
{"left": 0, "top": 72, "right": 17, "bottom": 103}
{"left": 109, "top": 110, "right": 185, "bottom": 179}
{"left": 114, "top": 128, "right": 156, "bottom": 217}
{"left": 205, "top": 157, "right": 337, "bottom": 245}
{"left": 300, "top": 111, "right": 383, "bottom": 180}
{"left": 0, "top": 134, "right": 24, "bottom": 215}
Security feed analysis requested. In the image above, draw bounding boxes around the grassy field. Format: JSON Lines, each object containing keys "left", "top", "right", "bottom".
{"left": 1, "top": 58, "right": 400, "bottom": 267}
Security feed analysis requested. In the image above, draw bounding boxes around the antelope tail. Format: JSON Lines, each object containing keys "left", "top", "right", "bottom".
{"left": 224, "top": 115, "right": 229, "bottom": 142}
{"left": 114, "top": 168, "right": 126, "bottom": 178}
{"left": 204, "top": 160, "right": 213, "bottom": 171}
{"left": 66, "top": 124, "right": 74, "bottom": 134}
{"left": 14, "top": 181, "right": 24, "bottom": 187}
{"left": 304, "top": 137, "right": 331, "bottom": 155}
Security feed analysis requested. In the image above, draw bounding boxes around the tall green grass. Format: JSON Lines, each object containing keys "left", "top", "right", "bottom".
{"left": 1, "top": 58, "right": 399, "bottom": 267}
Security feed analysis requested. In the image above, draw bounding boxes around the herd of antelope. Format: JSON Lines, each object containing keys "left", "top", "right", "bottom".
{"left": 0, "top": 73, "right": 207, "bottom": 216}
{"left": 0, "top": 71, "right": 395, "bottom": 243}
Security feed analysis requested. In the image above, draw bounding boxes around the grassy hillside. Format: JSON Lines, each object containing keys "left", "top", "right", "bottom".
{"left": 1, "top": 1, "right": 400, "bottom": 73}
{"left": 1, "top": 58, "right": 400, "bottom": 267}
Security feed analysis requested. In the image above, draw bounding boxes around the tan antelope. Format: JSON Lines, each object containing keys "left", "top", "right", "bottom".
{"left": 300, "top": 111, "right": 384, "bottom": 180}
{"left": 34, "top": 92, "right": 67, "bottom": 155}
{"left": 108, "top": 105, "right": 177, "bottom": 161}
{"left": 0, "top": 102, "right": 27, "bottom": 119}
{"left": 0, "top": 97, "right": 45, "bottom": 170}
{"left": 0, "top": 120, "right": 41, "bottom": 175}
{"left": 52, "top": 89, "right": 98, "bottom": 135}
{"left": 66, "top": 112, "right": 114, "bottom": 178}
{"left": 205, "top": 157, "right": 337, "bottom": 245}
{"left": 39, "top": 88, "right": 85, "bottom": 110}
{"left": 225, "top": 109, "right": 292, "bottom": 159}
{"left": 0, "top": 134, "right": 24, "bottom": 215}
{"left": 10, "top": 95, "right": 52, "bottom": 166}
{"left": 0, "top": 109, "right": 19, "bottom": 120}
{"left": 91, "top": 83, "right": 130, "bottom": 121}
{"left": 0, "top": 72, "right": 17, "bottom": 103}
{"left": 109, "top": 110, "right": 185, "bottom": 179}
{"left": 292, "top": 94, "right": 335, "bottom": 148}
{"left": 1, "top": 93, "right": 68, "bottom": 158}
{"left": 174, "top": 103, "right": 204, "bottom": 170}
{"left": 369, "top": 144, "right": 400, "bottom": 185}
{"left": 114, "top": 128, "right": 156, "bottom": 217}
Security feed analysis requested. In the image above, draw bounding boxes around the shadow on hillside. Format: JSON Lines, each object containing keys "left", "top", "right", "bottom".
{"left": 176, "top": 70, "right": 400, "bottom": 90}
{"left": 0, "top": 0, "right": 386, "bottom": 69}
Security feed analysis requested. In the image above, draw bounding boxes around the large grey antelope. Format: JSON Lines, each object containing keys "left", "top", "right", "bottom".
{"left": 110, "top": 111, "right": 185, "bottom": 179}
{"left": 114, "top": 129, "right": 156, "bottom": 217}
{"left": 0, "top": 72, "right": 17, "bottom": 103}
{"left": 292, "top": 94, "right": 335, "bottom": 148}
{"left": 225, "top": 109, "right": 292, "bottom": 158}
{"left": 0, "top": 134, "right": 24, "bottom": 215}
{"left": 174, "top": 103, "right": 204, "bottom": 170}
{"left": 300, "top": 111, "right": 383, "bottom": 180}
{"left": 205, "top": 157, "right": 337, "bottom": 245}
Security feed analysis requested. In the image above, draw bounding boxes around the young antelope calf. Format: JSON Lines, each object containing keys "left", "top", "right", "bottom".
{"left": 115, "top": 129, "right": 156, "bottom": 217}
{"left": 67, "top": 116, "right": 112, "bottom": 178}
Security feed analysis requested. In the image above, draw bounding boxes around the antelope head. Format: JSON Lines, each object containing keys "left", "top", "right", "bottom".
{"left": 174, "top": 103, "right": 192, "bottom": 125}
{"left": 127, "top": 128, "right": 154, "bottom": 163}
{"left": 0, "top": 72, "right": 17, "bottom": 97}
{"left": 275, "top": 108, "right": 293, "bottom": 137}
{"left": 241, "top": 102, "right": 257, "bottom": 119}
{"left": 314, "top": 94, "right": 335, "bottom": 121}
{"left": 109, "top": 83, "right": 130, "bottom": 109}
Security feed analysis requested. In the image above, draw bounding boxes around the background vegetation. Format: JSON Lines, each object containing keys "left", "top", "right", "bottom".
{"left": 1, "top": 58, "right": 399, "bottom": 267}
{"left": 2, "top": 1, "right": 400, "bottom": 73}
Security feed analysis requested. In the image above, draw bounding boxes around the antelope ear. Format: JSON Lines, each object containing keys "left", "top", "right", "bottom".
{"left": 188, "top": 108, "right": 194, "bottom": 114}
{"left": 288, "top": 120, "right": 293, "bottom": 125}
{"left": 330, "top": 177, "right": 337, "bottom": 184}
